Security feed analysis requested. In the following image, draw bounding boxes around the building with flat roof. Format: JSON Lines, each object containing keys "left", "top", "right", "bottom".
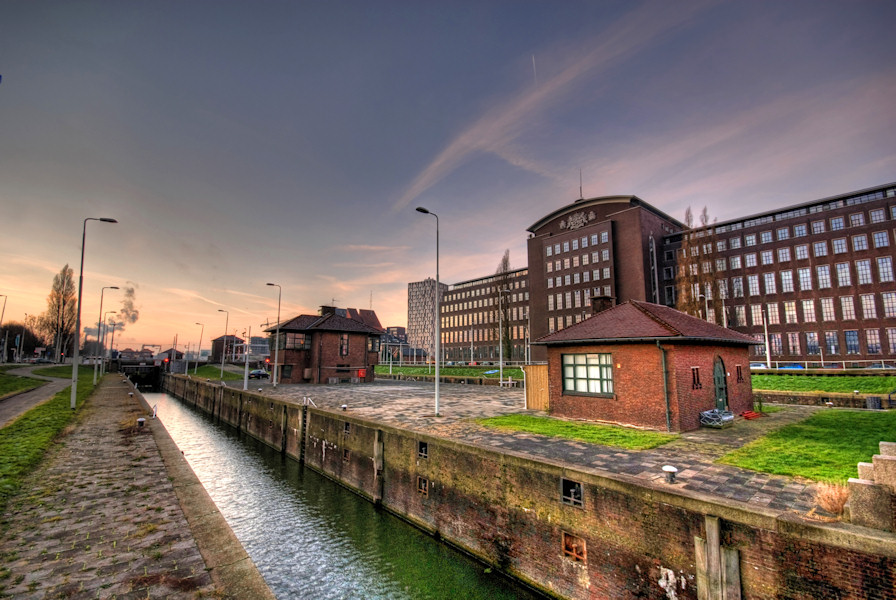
{"left": 407, "top": 278, "right": 447, "bottom": 363}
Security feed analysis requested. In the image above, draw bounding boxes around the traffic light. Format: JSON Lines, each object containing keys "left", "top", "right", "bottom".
{"left": 265, "top": 357, "right": 270, "bottom": 364}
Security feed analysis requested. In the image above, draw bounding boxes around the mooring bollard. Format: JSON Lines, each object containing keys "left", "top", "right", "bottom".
{"left": 662, "top": 465, "right": 678, "bottom": 484}
{"left": 137, "top": 418, "right": 146, "bottom": 428}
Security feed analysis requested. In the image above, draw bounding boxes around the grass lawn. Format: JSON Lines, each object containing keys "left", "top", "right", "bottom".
{"left": 190, "top": 364, "right": 245, "bottom": 381}
{"left": 718, "top": 409, "right": 896, "bottom": 482}
{"left": 476, "top": 414, "right": 677, "bottom": 450}
{"left": 0, "top": 374, "right": 93, "bottom": 514}
{"left": 752, "top": 374, "right": 896, "bottom": 395}
{"left": 31, "top": 365, "right": 94, "bottom": 380}
{"left": 0, "top": 373, "right": 44, "bottom": 398}
{"left": 376, "top": 364, "right": 525, "bottom": 380}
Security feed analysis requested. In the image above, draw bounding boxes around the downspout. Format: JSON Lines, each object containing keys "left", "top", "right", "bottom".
{"left": 657, "top": 341, "right": 671, "bottom": 432}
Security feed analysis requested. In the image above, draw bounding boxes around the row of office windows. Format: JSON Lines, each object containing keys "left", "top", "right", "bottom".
{"left": 442, "top": 325, "right": 529, "bottom": 344}
{"left": 672, "top": 230, "right": 892, "bottom": 276}
{"left": 548, "top": 311, "right": 601, "bottom": 333}
{"left": 443, "top": 306, "right": 529, "bottom": 328}
{"left": 545, "top": 231, "right": 610, "bottom": 257}
{"left": 547, "top": 267, "right": 612, "bottom": 289}
{"left": 753, "top": 328, "right": 896, "bottom": 356}
{"left": 684, "top": 204, "right": 896, "bottom": 249}
{"left": 443, "top": 278, "right": 527, "bottom": 303}
{"left": 724, "top": 293, "right": 896, "bottom": 329}
{"left": 547, "top": 287, "right": 614, "bottom": 312}
{"left": 546, "top": 248, "right": 612, "bottom": 273}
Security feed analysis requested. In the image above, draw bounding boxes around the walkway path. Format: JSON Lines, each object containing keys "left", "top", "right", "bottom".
{"left": 0, "top": 365, "right": 70, "bottom": 427}
{"left": 0, "top": 376, "right": 273, "bottom": 600}
{"left": 254, "top": 378, "right": 823, "bottom": 514}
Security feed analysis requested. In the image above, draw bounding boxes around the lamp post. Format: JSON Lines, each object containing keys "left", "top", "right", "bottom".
{"left": 93, "top": 286, "right": 119, "bottom": 385}
{"left": 18, "top": 314, "right": 27, "bottom": 363}
{"left": 266, "top": 283, "right": 281, "bottom": 387}
{"left": 72, "top": 216, "right": 117, "bottom": 409}
{"left": 194, "top": 322, "right": 204, "bottom": 374}
{"left": 498, "top": 288, "right": 510, "bottom": 384}
{"left": 698, "top": 293, "right": 710, "bottom": 322}
{"left": 415, "top": 206, "right": 440, "bottom": 416}
{"left": 100, "top": 311, "right": 116, "bottom": 377}
{"left": 218, "top": 309, "right": 229, "bottom": 380}
{"left": 108, "top": 321, "right": 118, "bottom": 364}
{"left": 0, "top": 294, "right": 6, "bottom": 363}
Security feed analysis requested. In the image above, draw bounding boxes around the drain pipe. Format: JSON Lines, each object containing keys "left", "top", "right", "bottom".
{"left": 657, "top": 341, "right": 671, "bottom": 432}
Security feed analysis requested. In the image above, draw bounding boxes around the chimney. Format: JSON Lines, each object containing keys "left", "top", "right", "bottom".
{"left": 591, "top": 296, "right": 615, "bottom": 315}
{"left": 319, "top": 306, "right": 337, "bottom": 316}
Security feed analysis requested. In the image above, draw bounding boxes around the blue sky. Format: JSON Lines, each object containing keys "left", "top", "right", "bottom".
{"left": 1, "top": 0, "right": 894, "bottom": 351}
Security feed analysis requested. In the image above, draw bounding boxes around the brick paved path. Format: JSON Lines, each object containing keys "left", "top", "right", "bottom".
{"left": 255, "top": 378, "right": 823, "bottom": 514}
{"left": 0, "top": 378, "right": 221, "bottom": 599}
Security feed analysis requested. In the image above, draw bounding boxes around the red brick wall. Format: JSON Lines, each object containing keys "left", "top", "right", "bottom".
{"left": 548, "top": 342, "right": 753, "bottom": 432}
{"left": 276, "top": 332, "right": 378, "bottom": 384}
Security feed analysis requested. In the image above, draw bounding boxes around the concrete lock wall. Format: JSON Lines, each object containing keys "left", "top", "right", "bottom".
{"left": 162, "top": 375, "right": 896, "bottom": 600}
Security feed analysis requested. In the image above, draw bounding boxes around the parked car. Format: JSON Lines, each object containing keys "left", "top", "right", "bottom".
{"left": 248, "top": 369, "right": 270, "bottom": 379}
{"left": 34, "top": 358, "right": 54, "bottom": 364}
{"left": 749, "top": 362, "right": 767, "bottom": 369}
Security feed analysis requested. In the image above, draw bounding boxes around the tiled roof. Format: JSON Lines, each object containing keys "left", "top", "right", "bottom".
{"left": 267, "top": 313, "right": 384, "bottom": 335}
{"left": 536, "top": 300, "right": 757, "bottom": 346}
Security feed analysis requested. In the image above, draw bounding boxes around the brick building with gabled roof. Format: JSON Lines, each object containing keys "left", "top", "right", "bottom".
{"left": 536, "top": 299, "right": 758, "bottom": 432}
{"left": 266, "top": 307, "right": 384, "bottom": 384}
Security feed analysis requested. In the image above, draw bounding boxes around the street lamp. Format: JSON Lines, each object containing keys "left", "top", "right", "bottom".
{"left": 194, "top": 322, "right": 204, "bottom": 374}
{"left": 93, "top": 286, "right": 119, "bottom": 385}
{"left": 0, "top": 294, "right": 6, "bottom": 363}
{"left": 266, "top": 283, "right": 281, "bottom": 387}
{"left": 498, "top": 288, "right": 511, "bottom": 384}
{"left": 108, "top": 320, "right": 118, "bottom": 363}
{"left": 218, "top": 309, "right": 229, "bottom": 380}
{"left": 72, "top": 217, "right": 117, "bottom": 409}
{"left": 18, "top": 314, "right": 27, "bottom": 363}
{"left": 415, "top": 206, "right": 440, "bottom": 416}
{"left": 100, "top": 311, "right": 116, "bottom": 377}
{"left": 698, "top": 293, "right": 710, "bottom": 322}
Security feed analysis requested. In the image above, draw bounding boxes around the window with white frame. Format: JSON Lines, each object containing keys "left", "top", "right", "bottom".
{"left": 777, "top": 247, "right": 791, "bottom": 262}
{"left": 836, "top": 263, "right": 851, "bottom": 286}
{"left": 873, "top": 231, "right": 889, "bottom": 248}
{"left": 802, "top": 299, "right": 816, "bottom": 322}
{"left": 816, "top": 265, "right": 832, "bottom": 289}
{"left": 884, "top": 293, "right": 896, "bottom": 318}
{"left": 861, "top": 294, "right": 877, "bottom": 319}
{"left": 852, "top": 235, "right": 868, "bottom": 252}
{"left": 820, "top": 298, "right": 836, "bottom": 321}
{"left": 840, "top": 296, "right": 856, "bottom": 320}
{"left": 562, "top": 353, "right": 613, "bottom": 395}
{"left": 856, "top": 259, "right": 872, "bottom": 284}
{"left": 866, "top": 330, "right": 882, "bottom": 354}
{"left": 780, "top": 270, "right": 794, "bottom": 293}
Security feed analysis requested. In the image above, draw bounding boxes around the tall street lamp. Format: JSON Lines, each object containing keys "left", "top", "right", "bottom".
{"left": 93, "top": 286, "right": 119, "bottom": 385}
{"left": 498, "top": 288, "right": 511, "bottom": 384}
{"left": 218, "top": 309, "right": 229, "bottom": 380}
{"left": 72, "top": 217, "right": 117, "bottom": 409}
{"left": 18, "top": 314, "right": 27, "bottom": 363}
{"left": 415, "top": 206, "right": 440, "bottom": 416}
{"left": 194, "top": 322, "right": 204, "bottom": 374}
{"left": 100, "top": 311, "right": 116, "bottom": 377}
{"left": 0, "top": 294, "right": 7, "bottom": 363}
{"left": 266, "top": 283, "right": 281, "bottom": 387}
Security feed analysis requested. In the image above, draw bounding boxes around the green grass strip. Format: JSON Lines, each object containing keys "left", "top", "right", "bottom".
{"left": 0, "top": 376, "right": 93, "bottom": 514}
{"left": 718, "top": 409, "right": 896, "bottom": 483}
{"left": 752, "top": 374, "right": 896, "bottom": 395}
{"left": 190, "top": 364, "right": 247, "bottom": 381}
{"left": 0, "top": 373, "right": 44, "bottom": 398}
{"left": 375, "top": 364, "right": 525, "bottom": 380}
{"left": 476, "top": 414, "right": 677, "bottom": 450}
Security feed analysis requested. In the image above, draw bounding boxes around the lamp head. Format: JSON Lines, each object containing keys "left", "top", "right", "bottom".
{"left": 218, "top": 309, "right": 227, "bottom": 313}
{"left": 110, "top": 286, "right": 120, "bottom": 290}
{"left": 415, "top": 207, "right": 430, "bottom": 214}
{"left": 266, "top": 282, "right": 278, "bottom": 287}
{"left": 99, "top": 218, "right": 118, "bottom": 223}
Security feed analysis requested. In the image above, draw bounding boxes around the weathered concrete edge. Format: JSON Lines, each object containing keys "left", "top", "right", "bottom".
{"left": 130, "top": 383, "right": 277, "bottom": 600}
{"left": 326, "top": 405, "right": 896, "bottom": 560}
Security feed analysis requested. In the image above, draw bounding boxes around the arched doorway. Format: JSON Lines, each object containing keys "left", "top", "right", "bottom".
{"left": 713, "top": 356, "right": 728, "bottom": 411}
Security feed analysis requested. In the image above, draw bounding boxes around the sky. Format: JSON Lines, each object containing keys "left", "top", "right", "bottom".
{"left": 1, "top": 0, "right": 894, "bottom": 353}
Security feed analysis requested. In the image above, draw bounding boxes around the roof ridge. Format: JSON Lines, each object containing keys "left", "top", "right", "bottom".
{"left": 630, "top": 300, "right": 682, "bottom": 336}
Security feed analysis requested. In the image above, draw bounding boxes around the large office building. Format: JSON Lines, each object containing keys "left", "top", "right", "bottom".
{"left": 662, "top": 182, "right": 896, "bottom": 364}
{"left": 407, "top": 181, "right": 896, "bottom": 366}
{"left": 407, "top": 278, "right": 448, "bottom": 361}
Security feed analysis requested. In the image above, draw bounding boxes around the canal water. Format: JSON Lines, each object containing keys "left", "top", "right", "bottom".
{"left": 145, "top": 393, "right": 545, "bottom": 600}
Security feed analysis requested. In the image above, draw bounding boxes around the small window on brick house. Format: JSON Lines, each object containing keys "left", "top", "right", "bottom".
{"left": 339, "top": 333, "right": 349, "bottom": 356}
{"left": 418, "top": 441, "right": 428, "bottom": 459}
{"left": 561, "top": 478, "right": 584, "bottom": 507}
{"left": 344, "top": 422, "right": 351, "bottom": 435}
{"left": 691, "top": 367, "right": 702, "bottom": 390}
{"left": 736, "top": 365, "right": 744, "bottom": 382}
{"left": 342, "top": 448, "right": 350, "bottom": 462}
{"left": 417, "top": 476, "right": 429, "bottom": 497}
{"left": 562, "top": 532, "right": 586, "bottom": 563}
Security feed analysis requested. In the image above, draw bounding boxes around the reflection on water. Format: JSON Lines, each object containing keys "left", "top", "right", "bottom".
{"left": 146, "top": 393, "right": 544, "bottom": 600}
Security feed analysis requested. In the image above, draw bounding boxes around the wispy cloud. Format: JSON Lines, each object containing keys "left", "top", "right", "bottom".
{"left": 392, "top": 1, "right": 713, "bottom": 211}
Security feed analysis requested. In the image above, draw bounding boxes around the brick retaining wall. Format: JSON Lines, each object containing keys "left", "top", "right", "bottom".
{"left": 163, "top": 375, "right": 896, "bottom": 600}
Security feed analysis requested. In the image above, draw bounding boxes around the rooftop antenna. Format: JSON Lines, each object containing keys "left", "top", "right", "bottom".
{"left": 579, "top": 169, "right": 584, "bottom": 200}
{"left": 369, "top": 290, "right": 373, "bottom": 309}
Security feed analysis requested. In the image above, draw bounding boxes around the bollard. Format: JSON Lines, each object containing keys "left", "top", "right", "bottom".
{"left": 662, "top": 465, "right": 678, "bottom": 483}
{"left": 137, "top": 418, "right": 146, "bottom": 428}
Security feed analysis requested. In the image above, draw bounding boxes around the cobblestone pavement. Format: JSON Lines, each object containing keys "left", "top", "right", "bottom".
{"left": 0, "top": 378, "right": 223, "bottom": 599}
{"left": 246, "top": 378, "right": 824, "bottom": 514}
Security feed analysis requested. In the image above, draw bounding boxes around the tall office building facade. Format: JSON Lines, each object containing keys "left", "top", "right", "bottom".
{"left": 662, "top": 182, "right": 896, "bottom": 364}
{"left": 407, "top": 278, "right": 448, "bottom": 360}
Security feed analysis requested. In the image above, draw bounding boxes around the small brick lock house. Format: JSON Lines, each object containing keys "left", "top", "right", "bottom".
{"left": 536, "top": 300, "right": 757, "bottom": 432}
{"left": 265, "top": 307, "right": 383, "bottom": 384}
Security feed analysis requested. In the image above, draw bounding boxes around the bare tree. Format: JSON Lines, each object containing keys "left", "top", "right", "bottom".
{"left": 675, "top": 207, "right": 724, "bottom": 323}
{"left": 36, "top": 264, "right": 77, "bottom": 360}
{"left": 491, "top": 250, "right": 513, "bottom": 361}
